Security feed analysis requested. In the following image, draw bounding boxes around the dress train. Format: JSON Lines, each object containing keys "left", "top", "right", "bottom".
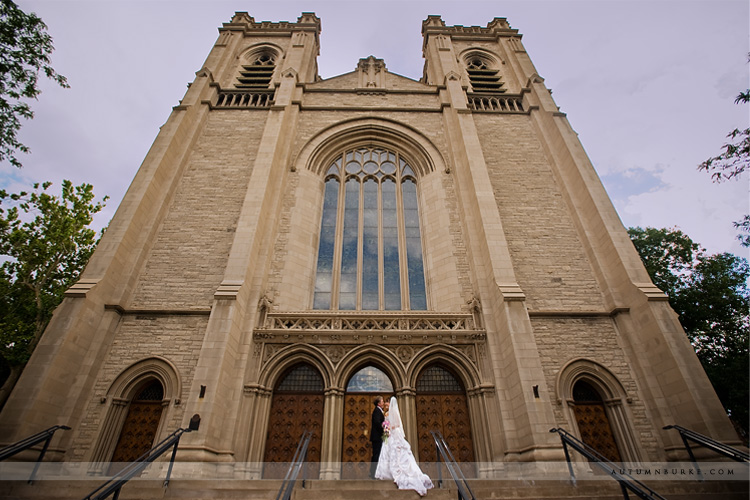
{"left": 374, "top": 397, "right": 433, "bottom": 496}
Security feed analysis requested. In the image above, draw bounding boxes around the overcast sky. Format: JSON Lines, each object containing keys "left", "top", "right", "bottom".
{"left": 3, "top": 0, "right": 749, "bottom": 258}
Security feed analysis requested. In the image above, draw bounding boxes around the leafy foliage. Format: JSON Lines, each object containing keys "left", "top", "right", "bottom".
{"left": 627, "top": 226, "right": 700, "bottom": 295}
{"left": 628, "top": 226, "right": 749, "bottom": 436}
{"left": 0, "top": 0, "right": 68, "bottom": 167}
{"left": 698, "top": 61, "right": 749, "bottom": 246}
{"left": 0, "top": 180, "right": 107, "bottom": 406}
{"left": 732, "top": 214, "right": 750, "bottom": 248}
{"left": 699, "top": 87, "right": 750, "bottom": 183}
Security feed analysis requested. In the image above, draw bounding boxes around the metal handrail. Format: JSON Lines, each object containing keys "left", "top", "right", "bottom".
{"left": 81, "top": 427, "right": 192, "bottom": 500}
{"left": 664, "top": 424, "right": 749, "bottom": 480}
{"left": 0, "top": 424, "right": 71, "bottom": 483}
{"left": 550, "top": 428, "right": 666, "bottom": 500}
{"left": 275, "top": 430, "right": 312, "bottom": 500}
{"left": 430, "top": 430, "right": 475, "bottom": 500}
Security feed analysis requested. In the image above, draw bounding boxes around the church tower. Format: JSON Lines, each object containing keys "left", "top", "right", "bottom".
{"left": 0, "top": 12, "right": 739, "bottom": 482}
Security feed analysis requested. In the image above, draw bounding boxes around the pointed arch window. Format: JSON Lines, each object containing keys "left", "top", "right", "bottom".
{"left": 313, "top": 147, "right": 427, "bottom": 310}
{"left": 465, "top": 54, "right": 505, "bottom": 93}
{"left": 235, "top": 51, "right": 276, "bottom": 89}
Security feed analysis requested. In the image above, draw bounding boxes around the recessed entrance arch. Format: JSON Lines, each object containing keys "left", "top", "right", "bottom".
{"left": 556, "top": 359, "right": 642, "bottom": 463}
{"left": 341, "top": 365, "right": 394, "bottom": 479}
{"left": 263, "top": 363, "right": 325, "bottom": 478}
{"left": 415, "top": 364, "right": 474, "bottom": 474}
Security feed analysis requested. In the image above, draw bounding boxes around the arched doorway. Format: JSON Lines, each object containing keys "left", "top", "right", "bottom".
{"left": 415, "top": 364, "right": 474, "bottom": 475}
{"left": 263, "top": 363, "right": 325, "bottom": 478}
{"left": 572, "top": 380, "right": 622, "bottom": 462}
{"left": 110, "top": 379, "right": 165, "bottom": 471}
{"left": 341, "top": 365, "right": 394, "bottom": 479}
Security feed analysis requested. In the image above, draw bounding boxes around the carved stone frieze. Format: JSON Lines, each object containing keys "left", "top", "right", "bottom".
{"left": 253, "top": 312, "right": 486, "bottom": 371}
{"left": 263, "top": 311, "right": 476, "bottom": 332}
{"left": 255, "top": 311, "right": 481, "bottom": 341}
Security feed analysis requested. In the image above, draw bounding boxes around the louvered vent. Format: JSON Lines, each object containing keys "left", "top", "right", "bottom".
{"left": 466, "top": 57, "right": 505, "bottom": 93}
{"left": 235, "top": 53, "right": 275, "bottom": 89}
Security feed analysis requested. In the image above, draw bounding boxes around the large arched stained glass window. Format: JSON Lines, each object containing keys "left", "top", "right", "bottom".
{"left": 313, "top": 147, "right": 427, "bottom": 310}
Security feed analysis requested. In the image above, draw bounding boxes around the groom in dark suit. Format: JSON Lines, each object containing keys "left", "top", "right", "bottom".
{"left": 369, "top": 395, "right": 385, "bottom": 479}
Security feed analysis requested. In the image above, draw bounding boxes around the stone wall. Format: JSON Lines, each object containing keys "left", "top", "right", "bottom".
{"left": 130, "top": 110, "right": 267, "bottom": 309}
{"left": 532, "top": 316, "right": 660, "bottom": 459}
{"left": 69, "top": 314, "right": 209, "bottom": 460}
{"left": 476, "top": 113, "right": 605, "bottom": 311}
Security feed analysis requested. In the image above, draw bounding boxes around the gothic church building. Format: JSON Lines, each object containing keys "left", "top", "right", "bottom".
{"left": 0, "top": 13, "right": 739, "bottom": 480}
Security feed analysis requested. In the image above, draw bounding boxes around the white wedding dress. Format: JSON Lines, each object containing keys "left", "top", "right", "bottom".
{"left": 375, "top": 397, "right": 434, "bottom": 496}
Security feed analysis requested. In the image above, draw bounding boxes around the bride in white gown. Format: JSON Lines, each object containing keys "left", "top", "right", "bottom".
{"left": 375, "top": 397, "right": 434, "bottom": 496}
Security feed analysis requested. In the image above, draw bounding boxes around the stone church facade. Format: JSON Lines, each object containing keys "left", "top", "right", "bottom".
{"left": 0, "top": 13, "right": 739, "bottom": 479}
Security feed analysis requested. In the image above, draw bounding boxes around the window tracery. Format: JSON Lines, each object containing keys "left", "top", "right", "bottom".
{"left": 276, "top": 364, "right": 324, "bottom": 393}
{"left": 416, "top": 365, "right": 463, "bottom": 393}
{"left": 313, "top": 146, "right": 427, "bottom": 311}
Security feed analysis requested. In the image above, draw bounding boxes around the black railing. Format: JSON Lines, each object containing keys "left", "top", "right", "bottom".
{"left": 0, "top": 424, "right": 71, "bottom": 484}
{"left": 430, "top": 430, "right": 475, "bottom": 500}
{"left": 550, "top": 428, "right": 666, "bottom": 500}
{"left": 275, "top": 430, "right": 312, "bottom": 500}
{"left": 81, "top": 427, "right": 192, "bottom": 500}
{"left": 664, "top": 424, "right": 749, "bottom": 480}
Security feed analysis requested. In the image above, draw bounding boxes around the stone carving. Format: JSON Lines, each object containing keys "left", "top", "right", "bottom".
{"left": 325, "top": 345, "right": 345, "bottom": 364}
{"left": 461, "top": 345, "right": 476, "bottom": 363}
{"left": 357, "top": 56, "right": 386, "bottom": 89}
{"left": 396, "top": 345, "right": 414, "bottom": 363}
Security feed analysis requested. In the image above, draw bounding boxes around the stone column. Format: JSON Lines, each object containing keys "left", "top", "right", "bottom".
{"left": 320, "top": 387, "right": 344, "bottom": 479}
{"left": 422, "top": 20, "right": 560, "bottom": 462}
{"left": 88, "top": 398, "right": 129, "bottom": 474}
{"left": 241, "top": 385, "right": 272, "bottom": 479}
{"left": 396, "top": 386, "right": 417, "bottom": 455}
{"left": 237, "top": 384, "right": 272, "bottom": 479}
{"left": 468, "top": 384, "right": 500, "bottom": 477}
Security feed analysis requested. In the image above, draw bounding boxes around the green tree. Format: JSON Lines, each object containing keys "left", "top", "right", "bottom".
{"left": 0, "top": 0, "right": 68, "bottom": 167}
{"left": 678, "top": 253, "right": 750, "bottom": 436}
{"left": 0, "top": 180, "right": 107, "bottom": 408}
{"left": 626, "top": 226, "right": 700, "bottom": 295}
{"left": 628, "top": 226, "right": 750, "bottom": 438}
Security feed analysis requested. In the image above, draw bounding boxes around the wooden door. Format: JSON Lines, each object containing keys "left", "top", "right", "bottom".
{"left": 263, "top": 364, "right": 324, "bottom": 479}
{"left": 572, "top": 380, "right": 622, "bottom": 463}
{"left": 340, "top": 393, "right": 392, "bottom": 479}
{"left": 340, "top": 365, "right": 395, "bottom": 479}
{"left": 416, "top": 394, "right": 474, "bottom": 461}
{"left": 573, "top": 403, "right": 622, "bottom": 463}
{"left": 341, "top": 394, "right": 374, "bottom": 479}
{"left": 111, "top": 402, "right": 163, "bottom": 463}
{"left": 110, "top": 380, "right": 164, "bottom": 474}
{"left": 415, "top": 365, "right": 474, "bottom": 477}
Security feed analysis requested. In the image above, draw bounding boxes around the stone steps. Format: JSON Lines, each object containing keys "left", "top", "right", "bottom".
{"left": 0, "top": 478, "right": 747, "bottom": 500}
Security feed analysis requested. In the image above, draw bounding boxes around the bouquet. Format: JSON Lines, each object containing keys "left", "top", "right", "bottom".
{"left": 382, "top": 420, "right": 391, "bottom": 443}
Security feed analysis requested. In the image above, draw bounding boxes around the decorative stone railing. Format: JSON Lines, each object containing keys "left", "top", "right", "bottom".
{"left": 214, "top": 89, "right": 274, "bottom": 108}
{"left": 254, "top": 311, "right": 484, "bottom": 344}
{"left": 253, "top": 312, "right": 486, "bottom": 366}
{"left": 467, "top": 93, "right": 525, "bottom": 113}
{"left": 264, "top": 312, "right": 474, "bottom": 331}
